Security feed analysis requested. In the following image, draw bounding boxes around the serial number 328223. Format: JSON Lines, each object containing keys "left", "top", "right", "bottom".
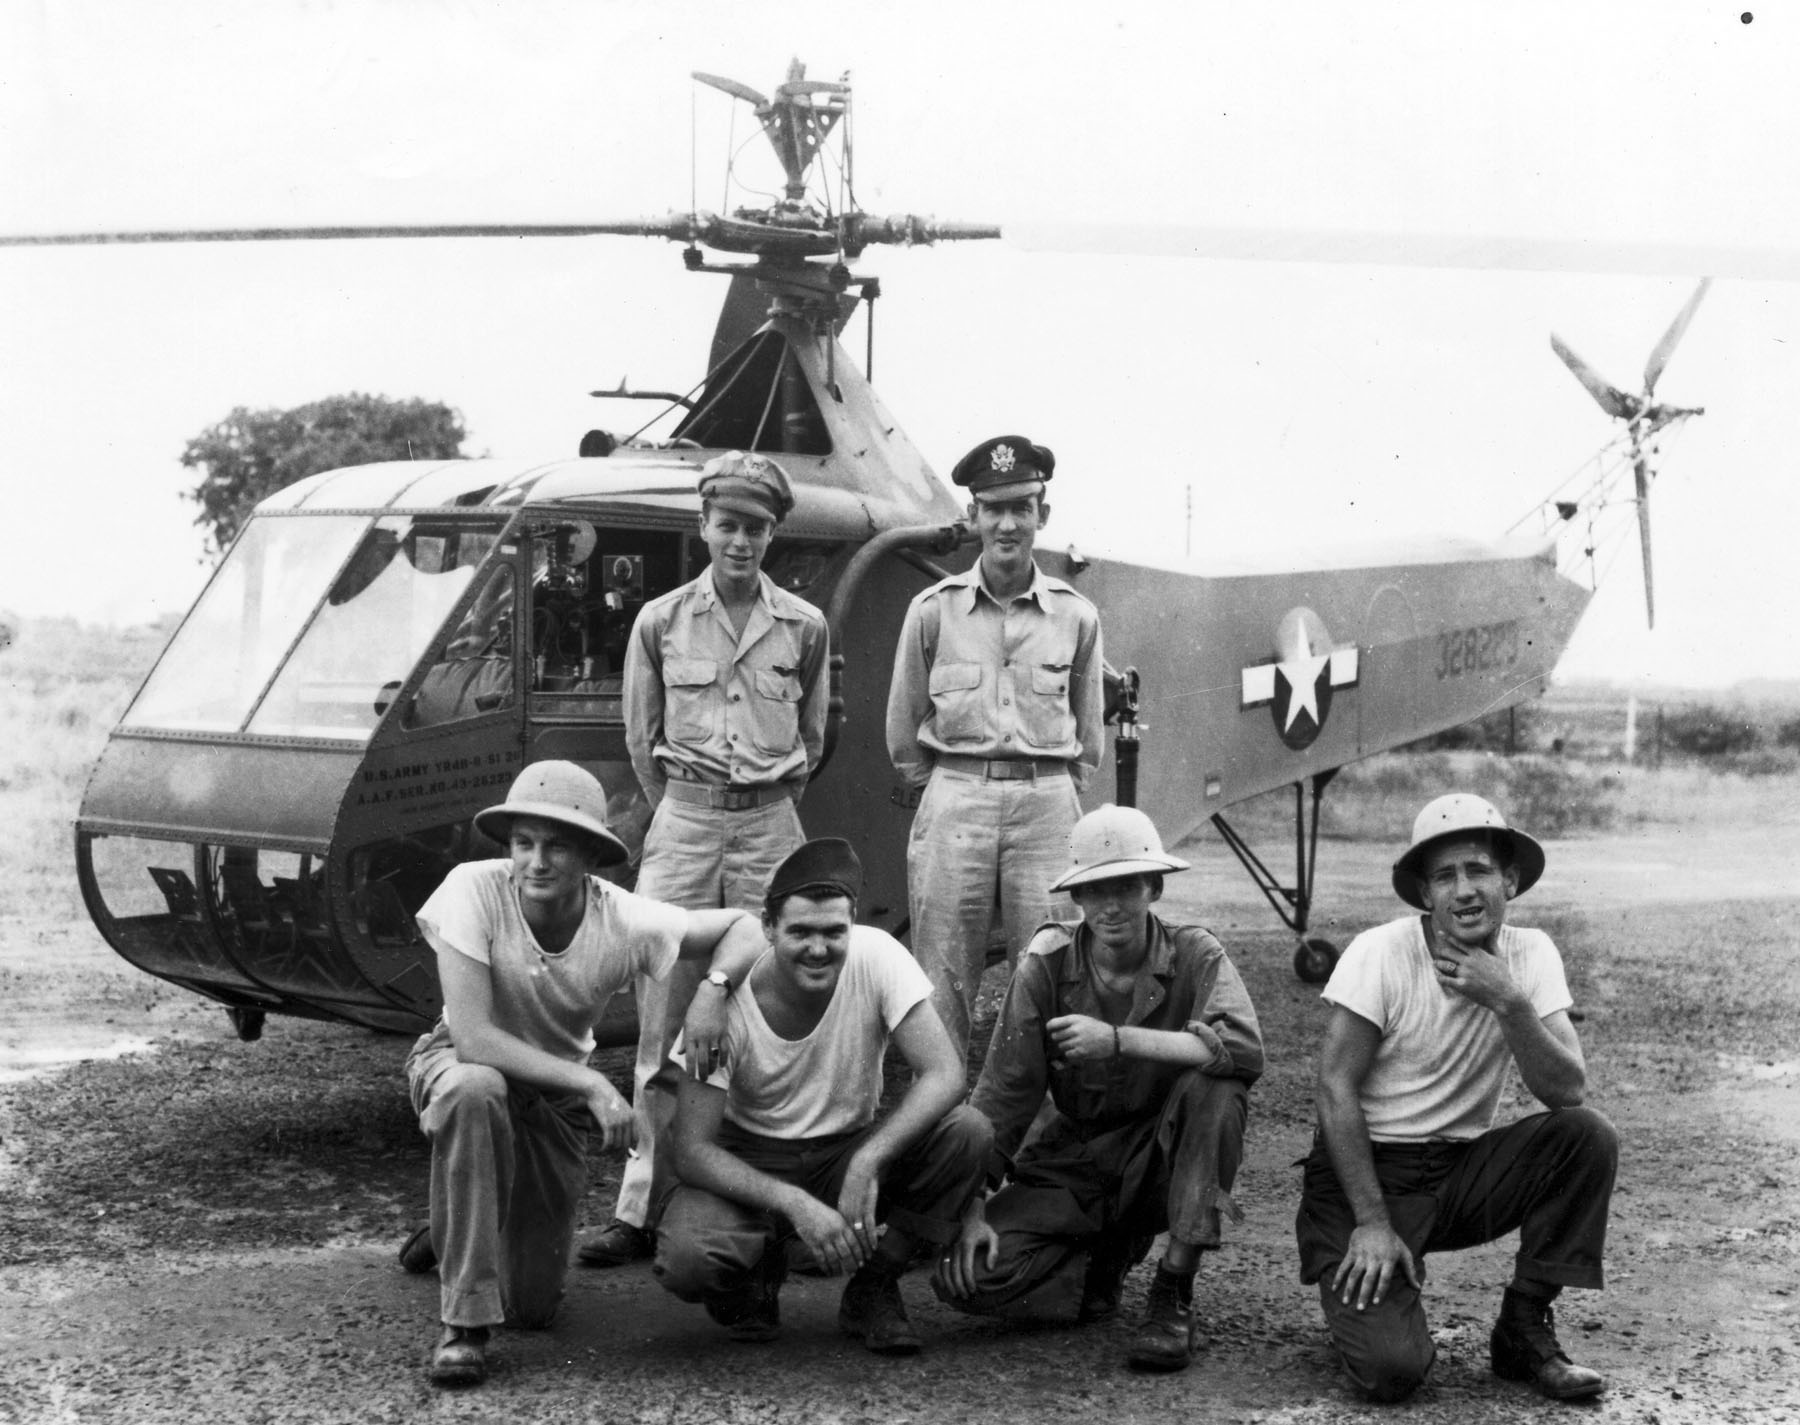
{"left": 1436, "top": 620, "right": 1520, "bottom": 680}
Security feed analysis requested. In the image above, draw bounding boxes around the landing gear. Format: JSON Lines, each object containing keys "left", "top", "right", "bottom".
{"left": 1293, "top": 936, "right": 1339, "bottom": 984}
{"left": 226, "top": 1007, "right": 266, "bottom": 1041}
{"left": 1211, "top": 770, "right": 1341, "bottom": 982}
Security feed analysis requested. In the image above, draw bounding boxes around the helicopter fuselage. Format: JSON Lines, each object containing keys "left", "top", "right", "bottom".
{"left": 74, "top": 392, "right": 1589, "bottom": 1043}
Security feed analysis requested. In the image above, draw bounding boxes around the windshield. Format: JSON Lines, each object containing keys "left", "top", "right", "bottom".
{"left": 126, "top": 513, "right": 511, "bottom": 740}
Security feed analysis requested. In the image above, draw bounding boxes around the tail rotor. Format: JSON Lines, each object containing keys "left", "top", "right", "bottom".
{"left": 1549, "top": 279, "right": 1710, "bottom": 627}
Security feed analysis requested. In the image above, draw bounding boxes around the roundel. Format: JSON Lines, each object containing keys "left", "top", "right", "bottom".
{"left": 1239, "top": 607, "right": 1361, "bottom": 751}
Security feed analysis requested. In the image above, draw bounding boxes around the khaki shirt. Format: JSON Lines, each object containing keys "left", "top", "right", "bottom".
{"left": 624, "top": 570, "right": 828, "bottom": 804}
{"left": 885, "top": 561, "right": 1104, "bottom": 789}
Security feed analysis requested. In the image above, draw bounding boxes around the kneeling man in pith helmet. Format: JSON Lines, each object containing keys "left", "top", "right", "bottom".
{"left": 933, "top": 805, "right": 1264, "bottom": 1372}
{"left": 402, "top": 762, "right": 766, "bottom": 1388}
{"left": 1296, "top": 794, "right": 1618, "bottom": 1403}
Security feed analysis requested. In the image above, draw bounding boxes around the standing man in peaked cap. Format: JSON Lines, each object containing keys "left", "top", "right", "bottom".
{"left": 1297, "top": 794, "right": 1618, "bottom": 1404}
{"left": 885, "top": 434, "right": 1105, "bottom": 1066}
{"left": 578, "top": 450, "right": 830, "bottom": 1269}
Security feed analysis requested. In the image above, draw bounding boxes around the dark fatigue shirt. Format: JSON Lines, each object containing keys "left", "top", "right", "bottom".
{"left": 970, "top": 913, "right": 1264, "bottom": 1184}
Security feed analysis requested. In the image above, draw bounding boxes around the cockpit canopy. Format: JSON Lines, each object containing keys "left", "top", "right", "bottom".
{"left": 125, "top": 512, "right": 510, "bottom": 742}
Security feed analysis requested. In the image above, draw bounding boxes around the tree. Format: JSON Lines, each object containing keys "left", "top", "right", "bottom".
{"left": 182, "top": 393, "right": 466, "bottom": 556}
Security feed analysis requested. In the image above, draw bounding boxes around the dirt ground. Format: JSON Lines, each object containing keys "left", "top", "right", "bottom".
{"left": 2, "top": 788, "right": 1798, "bottom": 1423}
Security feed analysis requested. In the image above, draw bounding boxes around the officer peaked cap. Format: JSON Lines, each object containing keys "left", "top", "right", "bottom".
{"left": 951, "top": 435, "right": 1055, "bottom": 501}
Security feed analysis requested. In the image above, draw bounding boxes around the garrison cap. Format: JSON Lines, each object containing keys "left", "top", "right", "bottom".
{"left": 766, "top": 837, "right": 863, "bottom": 905}
{"left": 951, "top": 434, "right": 1055, "bottom": 502}
{"left": 1390, "top": 793, "right": 1545, "bottom": 909}
{"left": 698, "top": 450, "right": 795, "bottom": 523}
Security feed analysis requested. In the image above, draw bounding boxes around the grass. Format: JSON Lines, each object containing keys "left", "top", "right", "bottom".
{"left": 0, "top": 619, "right": 166, "bottom": 930}
{"left": 1214, "top": 750, "right": 1637, "bottom": 847}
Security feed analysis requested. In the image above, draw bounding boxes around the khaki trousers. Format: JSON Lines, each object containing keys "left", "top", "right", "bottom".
{"left": 613, "top": 795, "right": 803, "bottom": 1229}
{"left": 906, "top": 766, "right": 1081, "bottom": 1064}
{"left": 407, "top": 1024, "right": 590, "bottom": 1329}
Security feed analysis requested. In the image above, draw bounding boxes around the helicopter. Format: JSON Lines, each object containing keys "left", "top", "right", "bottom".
{"left": 16, "top": 62, "right": 1706, "bottom": 1045}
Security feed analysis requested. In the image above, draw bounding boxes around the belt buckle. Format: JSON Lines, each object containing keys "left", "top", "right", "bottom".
{"left": 720, "top": 786, "right": 757, "bottom": 811}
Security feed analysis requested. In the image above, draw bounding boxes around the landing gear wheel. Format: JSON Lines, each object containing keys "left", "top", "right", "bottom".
{"left": 1293, "top": 937, "right": 1339, "bottom": 984}
{"left": 227, "top": 1007, "right": 266, "bottom": 1042}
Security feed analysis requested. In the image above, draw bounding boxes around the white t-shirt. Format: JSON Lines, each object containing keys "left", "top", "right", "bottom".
{"left": 674, "top": 925, "right": 932, "bottom": 1139}
{"left": 1322, "top": 914, "right": 1573, "bottom": 1142}
{"left": 416, "top": 859, "right": 687, "bottom": 1063}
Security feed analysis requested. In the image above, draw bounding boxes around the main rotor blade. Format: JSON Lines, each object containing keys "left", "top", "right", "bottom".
{"left": 0, "top": 222, "right": 668, "bottom": 249}
{"left": 1644, "top": 277, "right": 1713, "bottom": 394}
{"left": 692, "top": 72, "right": 768, "bottom": 106}
{"left": 1007, "top": 222, "right": 1800, "bottom": 281}
{"left": 1634, "top": 456, "right": 1656, "bottom": 628}
{"left": 1550, "top": 335, "right": 1635, "bottom": 420}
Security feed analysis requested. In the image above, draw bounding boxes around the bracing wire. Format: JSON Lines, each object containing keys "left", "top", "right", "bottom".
{"left": 722, "top": 100, "right": 736, "bottom": 213}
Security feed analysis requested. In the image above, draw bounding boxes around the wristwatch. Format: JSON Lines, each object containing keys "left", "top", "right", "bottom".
{"left": 703, "top": 969, "right": 733, "bottom": 993}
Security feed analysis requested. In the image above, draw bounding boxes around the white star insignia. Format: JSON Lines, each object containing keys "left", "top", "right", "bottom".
{"left": 1277, "top": 624, "right": 1331, "bottom": 731}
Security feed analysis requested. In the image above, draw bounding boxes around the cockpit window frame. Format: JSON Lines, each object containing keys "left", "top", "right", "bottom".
{"left": 121, "top": 507, "right": 524, "bottom": 746}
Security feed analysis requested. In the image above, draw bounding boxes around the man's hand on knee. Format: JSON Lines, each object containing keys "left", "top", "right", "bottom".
{"left": 934, "top": 1198, "right": 999, "bottom": 1299}
{"left": 1331, "top": 1222, "right": 1420, "bottom": 1311}
{"left": 791, "top": 1195, "right": 867, "bottom": 1276}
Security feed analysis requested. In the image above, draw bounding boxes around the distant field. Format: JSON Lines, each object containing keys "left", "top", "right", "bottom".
{"left": 0, "top": 620, "right": 169, "bottom": 933}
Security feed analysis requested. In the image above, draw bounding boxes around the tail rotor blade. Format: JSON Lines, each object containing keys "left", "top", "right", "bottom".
{"left": 1550, "top": 335, "right": 1635, "bottom": 420}
{"left": 1644, "top": 277, "right": 1712, "bottom": 394}
{"left": 1634, "top": 456, "right": 1656, "bottom": 628}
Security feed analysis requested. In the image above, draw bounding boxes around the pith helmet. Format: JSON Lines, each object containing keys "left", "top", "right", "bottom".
{"left": 1050, "top": 804, "right": 1190, "bottom": 893}
{"left": 474, "top": 760, "right": 629, "bottom": 867}
{"left": 1390, "top": 793, "right": 1545, "bottom": 909}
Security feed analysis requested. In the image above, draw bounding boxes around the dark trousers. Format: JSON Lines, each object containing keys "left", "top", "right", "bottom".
{"left": 1295, "top": 1106, "right": 1618, "bottom": 1402}
{"left": 653, "top": 1106, "right": 991, "bottom": 1305}
{"left": 939, "top": 1071, "right": 1250, "bottom": 1321}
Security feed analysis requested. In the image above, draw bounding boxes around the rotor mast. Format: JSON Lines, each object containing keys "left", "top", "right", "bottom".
{"left": 604, "top": 61, "right": 998, "bottom": 268}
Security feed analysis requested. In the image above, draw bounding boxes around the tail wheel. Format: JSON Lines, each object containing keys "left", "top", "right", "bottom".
{"left": 1293, "top": 937, "right": 1339, "bottom": 984}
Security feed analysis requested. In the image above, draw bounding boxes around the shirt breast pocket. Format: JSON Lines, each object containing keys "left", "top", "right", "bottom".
{"left": 928, "top": 661, "right": 985, "bottom": 743}
{"left": 750, "top": 666, "right": 803, "bottom": 753}
{"left": 1019, "top": 662, "right": 1075, "bottom": 747}
{"left": 663, "top": 657, "right": 719, "bottom": 743}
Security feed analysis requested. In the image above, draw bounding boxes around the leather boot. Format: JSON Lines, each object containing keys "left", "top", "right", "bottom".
{"left": 1490, "top": 1287, "right": 1605, "bottom": 1400}
{"left": 1078, "top": 1241, "right": 1132, "bottom": 1324}
{"left": 704, "top": 1248, "right": 786, "bottom": 1343}
{"left": 838, "top": 1264, "right": 922, "bottom": 1355}
{"left": 428, "top": 1324, "right": 489, "bottom": 1387}
{"left": 1126, "top": 1266, "right": 1195, "bottom": 1371}
{"left": 576, "top": 1217, "right": 653, "bottom": 1268}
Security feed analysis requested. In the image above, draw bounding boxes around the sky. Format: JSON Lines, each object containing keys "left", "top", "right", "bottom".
{"left": 1, "top": 0, "right": 1796, "bottom": 689}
